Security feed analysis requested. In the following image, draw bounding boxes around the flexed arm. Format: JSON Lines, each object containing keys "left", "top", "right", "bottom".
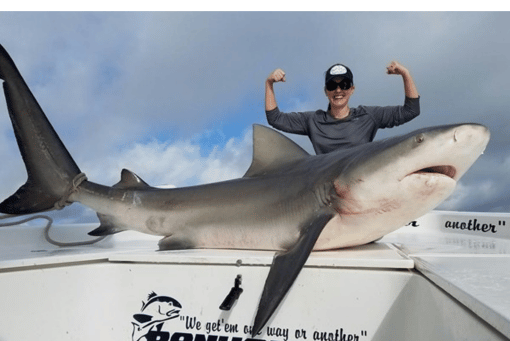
{"left": 386, "top": 61, "right": 419, "bottom": 99}
{"left": 265, "top": 68, "right": 286, "bottom": 111}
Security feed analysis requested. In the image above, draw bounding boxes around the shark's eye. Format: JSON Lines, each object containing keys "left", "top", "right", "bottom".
{"left": 415, "top": 134, "right": 425, "bottom": 144}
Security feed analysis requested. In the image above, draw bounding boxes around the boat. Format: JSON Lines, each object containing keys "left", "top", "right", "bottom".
{"left": 0, "top": 210, "right": 509, "bottom": 340}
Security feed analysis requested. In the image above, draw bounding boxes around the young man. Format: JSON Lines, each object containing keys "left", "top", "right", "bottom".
{"left": 265, "top": 62, "right": 420, "bottom": 154}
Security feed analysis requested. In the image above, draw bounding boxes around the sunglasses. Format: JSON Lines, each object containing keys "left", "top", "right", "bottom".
{"left": 326, "top": 79, "right": 352, "bottom": 91}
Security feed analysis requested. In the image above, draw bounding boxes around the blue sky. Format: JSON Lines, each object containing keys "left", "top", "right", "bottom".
{"left": 0, "top": 11, "right": 509, "bottom": 222}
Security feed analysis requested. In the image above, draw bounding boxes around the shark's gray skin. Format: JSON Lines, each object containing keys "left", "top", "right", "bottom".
{"left": 0, "top": 45, "right": 490, "bottom": 336}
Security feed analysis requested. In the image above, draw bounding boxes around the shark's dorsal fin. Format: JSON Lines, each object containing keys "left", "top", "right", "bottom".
{"left": 243, "top": 124, "right": 310, "bottom": 178}
{"left": 114, "top": 169, "right": 151, "bottom": 189}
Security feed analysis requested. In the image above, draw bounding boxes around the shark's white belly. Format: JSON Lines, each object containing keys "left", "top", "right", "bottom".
{"left": 314, "top": 214, "right": 401, "bottom": 250}
{"left": 103, "top": 204, "right": 304, "bottom": 251}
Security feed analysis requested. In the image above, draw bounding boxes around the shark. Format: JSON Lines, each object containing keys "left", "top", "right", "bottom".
{"left": 0, "top": 44, "right": 490, "bottom": 336}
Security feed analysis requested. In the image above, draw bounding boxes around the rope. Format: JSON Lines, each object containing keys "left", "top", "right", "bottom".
{"left": 54, "top": 172, "right": 88, "bottom": 210}
{"left": 0, "top": 172, "right": 107, "bottom": 247}
{"left": 0, "top": 214, "right": 106, "bottom": 247}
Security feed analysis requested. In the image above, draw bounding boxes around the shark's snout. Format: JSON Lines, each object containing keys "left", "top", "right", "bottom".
{"left": 439, "top": 124, "right": 490, "bottom": 181}
{"left": 453, "top": 124, "right": 490, "bottom": 149}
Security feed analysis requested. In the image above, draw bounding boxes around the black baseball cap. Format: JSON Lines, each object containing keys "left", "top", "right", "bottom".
{"left": 325, "top": 64, "right": 353, "bottom": 84}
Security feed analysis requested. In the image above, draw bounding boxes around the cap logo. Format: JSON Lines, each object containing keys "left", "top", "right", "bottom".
{"left": 330, "top": 65, "right": 347, "bottom": 75}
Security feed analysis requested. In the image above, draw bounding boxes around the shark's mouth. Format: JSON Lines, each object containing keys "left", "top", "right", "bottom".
{"left": 412, "top": 165, "right": 457, "bottom": 179}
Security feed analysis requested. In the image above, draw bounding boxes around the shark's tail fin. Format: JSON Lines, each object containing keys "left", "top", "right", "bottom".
{"left": 0, "top": 45, "right": 83, "bottom": 215}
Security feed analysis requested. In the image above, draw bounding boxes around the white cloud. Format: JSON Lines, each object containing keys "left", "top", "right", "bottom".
{"left": 199, "top": 132, "right": 253, "bottom": 184}
{"left": 437, "top": 180, "right": 496, "bottom": 211}
{"left": 80, "top": 128, "right": 253, "bottom": 189}
{"left": 436, "top": 152, "right": 510, "bottom": 212}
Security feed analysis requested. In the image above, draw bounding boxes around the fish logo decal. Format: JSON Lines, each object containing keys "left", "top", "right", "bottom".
{"left": 132, "top": 292, "right": 182, "bottom": 341}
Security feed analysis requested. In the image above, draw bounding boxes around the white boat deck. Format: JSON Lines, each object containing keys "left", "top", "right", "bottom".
{"left": 0, "top": 210, "right": 509, "bottom": 340}
{"left": 381, "top": 211, "right": 510, "bottom": 340}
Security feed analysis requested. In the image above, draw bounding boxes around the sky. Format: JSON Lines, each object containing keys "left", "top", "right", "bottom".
{"left": 0, "top": 11, "right": 509, "bottom": 223}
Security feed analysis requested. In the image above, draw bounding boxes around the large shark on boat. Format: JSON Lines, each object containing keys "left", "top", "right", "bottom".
{"left": 0, "top": 44, "right": 490, "bottom": 336}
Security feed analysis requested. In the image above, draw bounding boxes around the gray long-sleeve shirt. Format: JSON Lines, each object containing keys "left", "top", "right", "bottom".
{"left": 266, "top": 96, "right": 420, "bottom": 154}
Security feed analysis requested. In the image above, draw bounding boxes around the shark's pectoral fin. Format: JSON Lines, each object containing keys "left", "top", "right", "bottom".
{"left": 252, "top": 211, "right": 335, "bottom": 336}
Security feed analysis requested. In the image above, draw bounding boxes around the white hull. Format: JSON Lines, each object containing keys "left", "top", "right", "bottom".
{"left": 0, "top": 210, "right": 509, "bottom": 341}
